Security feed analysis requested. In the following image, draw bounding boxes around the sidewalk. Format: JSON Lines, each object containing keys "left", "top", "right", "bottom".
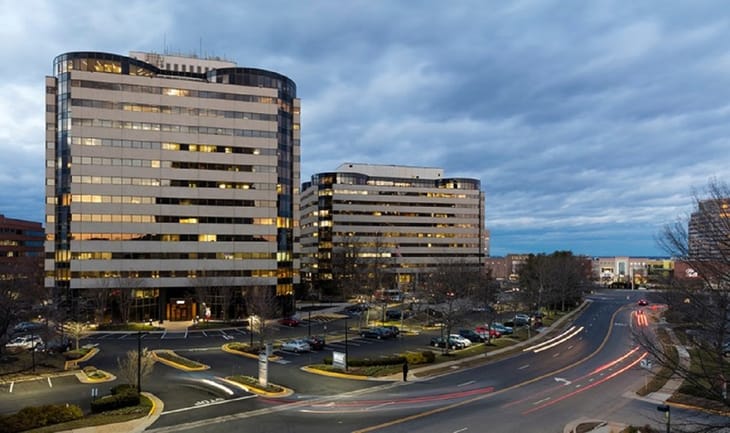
{"left": 563, "top": 320, "right": 693, "bottom": 433}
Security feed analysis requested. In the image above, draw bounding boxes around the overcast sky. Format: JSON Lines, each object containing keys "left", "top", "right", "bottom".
{"left": 1, "top": 0, "right": 728, "bottom": 257}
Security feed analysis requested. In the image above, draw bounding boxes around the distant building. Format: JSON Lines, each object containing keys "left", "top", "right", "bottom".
{"left": 591, "top": 256, "right": 673, "bottom": 286}
{"left": 300, "top": 163, "right": 486, "bottom": 297}
{"left": 45, "top": 51, "right": 300, "bottom": 321}
{"left": 688, "top": 198, "right": 730, "bottom": 261}
{"left": 0, "top": 215, "right": 44, "bottom": 293}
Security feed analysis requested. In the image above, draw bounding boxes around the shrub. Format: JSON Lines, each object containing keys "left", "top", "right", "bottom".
{"left": 323, "top": 351, "right": 435, "bottom": 367}
{"left": 90, "top": 388, "right": 140, "bottom": 413}
{"left": 111, "top": 383, "right": 137, "bottom": 395}
{"left": 83, "top": 365, "right": 97, "bottom": 374}
{"left": 0, "top": 404, "right": 83, "bottom": 433}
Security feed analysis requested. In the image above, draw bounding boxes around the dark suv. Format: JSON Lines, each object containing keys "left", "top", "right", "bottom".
{"left": 458, "top": 329, "right": 485, "bottom": 343}
{"left": 360, "top": 327, "right": 394, "bottom": 339}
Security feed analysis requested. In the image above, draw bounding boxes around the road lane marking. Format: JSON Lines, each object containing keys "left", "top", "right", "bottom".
{"left": 161, "top": 394, "right": 257, "bottom": 415}
{"left": 457, "top": 380, "right": 475, "bottom": 387}
{"left": 518, "top": 364, "right": 530, "bottom": 370}
{"left": 48, "top": 377, "right": 52, "bottom": 388}
{"left": 9, "top": 382, "right": 13, "bottom": 393}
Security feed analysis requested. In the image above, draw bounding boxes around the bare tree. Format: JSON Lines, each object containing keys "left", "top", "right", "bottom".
{"left": 64, "top": 321, "right": 91, "bottom": 350}
{"left": 0, "top": 258, "right": 44, "bottom": 348}
{"left": 116, "top": 348, "right": 155, "bottom": 388}
{"left": 642, "top": 179, "right": 730, "bottom": 431}
{"left": 244, "top": 286, "right": 279, "bottom": 348}
{"left": 88, "top": 279, "right": 112, "bottom": 325}
{"left": 331, "top": 235, "right": 365, "bottom": 301}
{"left": 424, "top": 259, "right": 482, "bottom": 353}
{"left": 113, "top": 274, "right": 145, "bottom": 323}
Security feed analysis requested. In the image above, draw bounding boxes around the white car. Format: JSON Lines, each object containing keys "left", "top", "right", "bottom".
{"left": 280, "top": 339, "right": 311, "bottom": 353}
{"left": 5, "top": 335, "right": 44, "bottom": 350}
{"left": 449, "top": 334, "right": 472, "bottom": 347}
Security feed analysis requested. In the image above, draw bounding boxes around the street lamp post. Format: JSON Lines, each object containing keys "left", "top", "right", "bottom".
{"left": 137, "top": 331, "right": 142, "bottom": 394}
{"left": 308, "top": 310, "right": 311, "bottom": 338}
{"left": 344, "top": 316, "right": 348, "bottom": 371}
{"left": 657, "top": 404, "right": 670, "bottom": 433}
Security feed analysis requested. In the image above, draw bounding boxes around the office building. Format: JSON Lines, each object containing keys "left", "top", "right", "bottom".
{"left": 45, "top": 51, "right": 300, "bottom": 321}
{"left": 0, "top": 215, "right": 44, "bottom": 295}
{"left": 300, "top": 163, "right": 485, "bottom": 298}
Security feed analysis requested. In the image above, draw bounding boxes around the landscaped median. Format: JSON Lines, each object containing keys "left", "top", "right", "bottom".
{"left": 64, "top": 345, "right": 100, "bottom": 370}
{"left": 219, "top": 375, "right": 293, "bottom": 397}
{"left": 151, "top": 349, "right": 210, "bottom": 371}
{"left": 221, "top": 342, "right": 282, "bottom": 361}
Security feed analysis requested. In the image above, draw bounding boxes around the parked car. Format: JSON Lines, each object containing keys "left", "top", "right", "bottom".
{"left": 386, "top": 309, "right": 403, "bottom": 320}
{"left": 280, "top": 339, "right": 311, "bottom": 353}
{"left": 430, "top": 336, "right": 466, "bottom": 350}
{"left": 5, "top": 335, "right": 43, "bottom": 350}
{"left": 458, "top": 329, "right": 486, "bottom": 343}
{"left": 514, "top": 313, "right": 531, "bottom": 326}
{"left": 44, "top": 337, "right": 72, "bottom": 354}
{"left": 13, "top": 322, "right": 43, "bottom": 334}
{"left": 305, "top": 336, "right": 325, "bottom": 350}
{"left": 359, "top": 327, "right": 394, "bottom": 339}
{"left": 449, "top": 334, "right": 472, "bottom": 347}
{"left": 475, "top": 325, "right": 501, "bottom": 338}
{"left": 491, "top": 322, "right": 513, "bottom": 335}
{"left": 279, "top": 317, "right": 300, "bottom": 327}
{"left": 382, "top": 325, "right": 400, "bottom": 336}
{"left": 345, "top": 303, "right": 369, "bottom": 315}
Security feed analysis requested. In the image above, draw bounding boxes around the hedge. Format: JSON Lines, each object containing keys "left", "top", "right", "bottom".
{"left": 323, "top": 350, "right": 435, "bottom": 367}
{"left": 0, "top": 404, "right": 83, "bottom": 433}
{"left": 90, "top": 388, "right": 140, "bottom": 413}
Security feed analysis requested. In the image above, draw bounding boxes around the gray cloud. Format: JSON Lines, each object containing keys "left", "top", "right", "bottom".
{"left": 1, "top": 0, "right": 728, "bottom": 257}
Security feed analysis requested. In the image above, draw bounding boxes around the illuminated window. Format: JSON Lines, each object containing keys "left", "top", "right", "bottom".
{"left": 179, "top": 218, "right": 198, "bottom": 224}
{"left": 199, "top": 234, "right": 217, "bottom": 242}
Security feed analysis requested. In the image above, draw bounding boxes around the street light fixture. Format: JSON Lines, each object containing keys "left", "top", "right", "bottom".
{"left": 137, "top": 330, "right": 148, "bottom": 394}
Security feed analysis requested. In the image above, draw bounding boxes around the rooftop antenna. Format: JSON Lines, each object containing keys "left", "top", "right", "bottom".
{"left": 199, "top": 37, "right": 202, "bottom": 58}
{"left": 163, "top": 33, "right": 167, "bottom": 54}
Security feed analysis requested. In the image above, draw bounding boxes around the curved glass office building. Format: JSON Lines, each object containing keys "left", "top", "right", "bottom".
{"left": 45, "top": 51, "right": 300, "bottom": 322}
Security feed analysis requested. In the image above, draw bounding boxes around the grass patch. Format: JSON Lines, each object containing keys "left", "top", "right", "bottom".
{"left": 19, "top": 395, "right": 152, "bottom": 433}
{"left": 0, "top": 351, "right": 67, "bottom": 377}
{"left": 226, "top": 375, "right": 284, "bottom": 393}
{"left": 636, "top": 345, "right": 677, "bottom": 396}
{"left": 154, "top": 351, "right": 206, "bottom": 369}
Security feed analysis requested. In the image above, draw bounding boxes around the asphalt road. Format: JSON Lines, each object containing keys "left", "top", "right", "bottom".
{"left": 2, "top": 290, "right": 716, "bottom": 432}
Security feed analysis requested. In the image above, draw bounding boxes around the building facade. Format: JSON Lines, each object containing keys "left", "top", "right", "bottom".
{"left": 0, "top": 215, "right": 44, "bottom": 296}
{"left": 45, "top": 51, "right": 300, "bottom": 322}
{"left": 300, "top": 163, "right": 485, "bottom": 298}
{"left": 689, "top": 198, "right": 730, "bottom": 261}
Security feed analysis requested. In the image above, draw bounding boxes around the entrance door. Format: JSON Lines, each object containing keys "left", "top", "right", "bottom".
{"left": 168, "top": 299, "right": 192, "bottom": 321}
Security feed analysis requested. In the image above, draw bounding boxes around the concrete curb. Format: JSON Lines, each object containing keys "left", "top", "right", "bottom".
{"left": 55, "top": 392, "right": 164, "bottom": 433}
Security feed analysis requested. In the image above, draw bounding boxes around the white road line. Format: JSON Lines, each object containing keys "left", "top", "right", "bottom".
{"left": 161, "top": 395, "right": 257, "bottom": 415}
{"left": 518, "top": 364, "right": 530, "bottom": 370}
{"left": 457, "top": 380, "right": 475, "bottom": 387}
{"left": 366, "top": 401, "right": 394, "bottom": 411}
{"left": 48, "top": 377, "right": 52, "bottom": 388}
{"left": 533, "top": 397, "right": 551, "bottom": 405}
{"left": 453, "top": 428, "right": 469, "bottom": 433}
{"left": 161, "top": 330, "right": 167, "bottom": 339}
{"left": 9, "top": 382, "right": 13, "bottom": 393}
